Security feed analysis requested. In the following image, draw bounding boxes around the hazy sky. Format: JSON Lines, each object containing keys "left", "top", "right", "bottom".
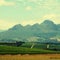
{"left": 0, "top": 0, "right": 60, "bottom": 30}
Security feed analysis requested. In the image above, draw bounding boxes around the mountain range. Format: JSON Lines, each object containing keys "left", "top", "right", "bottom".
{"left": 0, "top": 20, "right": 60, "bottom": 42}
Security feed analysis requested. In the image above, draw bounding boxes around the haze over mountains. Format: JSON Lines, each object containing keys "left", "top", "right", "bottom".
{"left": 0, "top": 20, "right": 60, "bottom": 43}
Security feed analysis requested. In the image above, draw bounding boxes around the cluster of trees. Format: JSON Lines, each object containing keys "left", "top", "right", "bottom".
{"left": 0, "top": 41, "right": 25, "bottom": 46}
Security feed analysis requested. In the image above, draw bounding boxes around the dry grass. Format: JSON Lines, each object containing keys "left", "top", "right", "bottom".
{"left": 0, "top": 54, "right": 60, "bottom": 60}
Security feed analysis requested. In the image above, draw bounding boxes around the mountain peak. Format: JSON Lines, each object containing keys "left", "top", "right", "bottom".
{"left": 32, "top": 23, "right": 40, "bottom": 27}
{"left": 43, "top": 20, "right": 54, "bottom": 24}
{"left": 13, "top": 24, "right": 23, "bottom": 27}
{"left": 40, "top": 20, "right": 57, "bottom": 31}
{"left": 41, "top": 20, "right": 55, "bottom": 26}
{"left": 9, "top": 24, "right": 23, "bottom": 30}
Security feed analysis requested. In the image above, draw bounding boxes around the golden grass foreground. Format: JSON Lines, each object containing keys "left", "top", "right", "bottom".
{"left": 0, "top": 54, "right": 60, "bottom": 60}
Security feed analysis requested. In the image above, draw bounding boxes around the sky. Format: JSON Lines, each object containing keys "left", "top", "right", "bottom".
{"left": 0, "top": 0, "right": 60, "bottom": 30}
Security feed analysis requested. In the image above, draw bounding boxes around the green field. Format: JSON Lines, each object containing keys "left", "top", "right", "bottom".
{"left": 0, "top": 42, "right": 60, "bottom": 54}
{"left": 0, "top": 45, "right": 60, "bottom": 55}
{"left": 21, "top": 42, "right": 60, "bottom": 50}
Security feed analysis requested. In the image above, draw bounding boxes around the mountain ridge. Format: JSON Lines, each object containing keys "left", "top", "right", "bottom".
{"left": 0, "top": 20, "right": 60, "bottom": 42}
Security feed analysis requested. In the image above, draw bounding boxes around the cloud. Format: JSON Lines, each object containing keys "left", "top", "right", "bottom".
{"left": 43, "top": 14, "right": 56, "bottom": 19}
{"left": 0, "top": 0, "right": 15, "bottom": 6}
{"left": 27, "top": 0, "right": 39, "bottom": 2}
{"left": 25, "top": 6, "right": 32, "bottom": 11}
{"left": 18, "top": 0, "right": 39, "bottom": 2}
{"left": 17, "top": 0, "right": 24, "bottom": 2}
{"left": 17, "top": 0, "right": 60, "bottom": 10}
{"left": 20, "top": 19, "right": 42, "bottom": 26}
{"left": 0, "top": 20, "right": 18, "bottom": 30}
{"left": 41, "top": 14, "right": 60, "bottom": 24}
{"left": 39, "top": 0, "right": 60, "bottom": 9}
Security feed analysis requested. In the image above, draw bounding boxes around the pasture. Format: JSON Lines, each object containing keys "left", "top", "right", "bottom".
{"left": 0, "top": 45, "right": 60, "bottom": 54}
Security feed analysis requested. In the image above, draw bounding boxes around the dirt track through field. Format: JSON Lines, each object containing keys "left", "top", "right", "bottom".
{"left": 0, "top": 54, "right": 60, "bottom": 60}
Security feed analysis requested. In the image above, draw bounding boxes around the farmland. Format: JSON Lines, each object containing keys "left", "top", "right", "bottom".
{"left": 0, "top": 45, "right": 60, "bottom": 60}
{"left": 0, "top": 45, "right": 60, "bottom": 55}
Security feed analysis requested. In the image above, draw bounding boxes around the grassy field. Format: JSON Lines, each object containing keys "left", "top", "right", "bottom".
{"left": 0, "top": 54, "right": 60, "bottom": 60}
{"left": 21, "top": 42, "right": 60, "bottom": 49}
{"left": 0, "top": 45, "right": 60, "bottom": 54}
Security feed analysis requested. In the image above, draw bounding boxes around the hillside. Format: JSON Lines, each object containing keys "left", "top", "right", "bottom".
{"left": 0, "top": 20, "right": 60, "bottom": 42}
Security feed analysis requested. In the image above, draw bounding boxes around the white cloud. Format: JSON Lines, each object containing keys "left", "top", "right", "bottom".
{"left": 43, "top": 14, "right": 56, "bottom": 19}
{"left": 27, "top": 0, "right": 39, "bottom": 2}
{"left": 18, "top": 0, "right": 39, "bottom": 2}
{"left": 0, "top": 20, "right": 18, "bottom": 30}
{"left": 0, "top": 0, "right": 15, "bottom": 6}
{"left": 25, "top": 6, "right": 32, "bottom": 11}
{"left": 18, "top": 0, "right": 24, "bottom": 2}
{"left": 20, "top": 19, "right": 42, "bottom": 26}
{"left": 41, "top": 14, "right": 60, "bottom": 24}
